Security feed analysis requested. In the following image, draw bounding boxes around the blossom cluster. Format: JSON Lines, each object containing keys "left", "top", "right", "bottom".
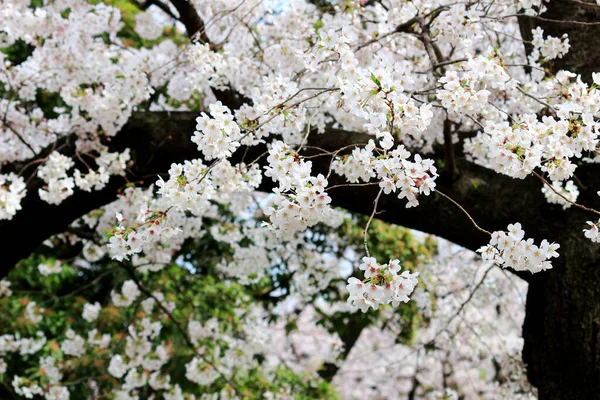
{"left": 478, "top": 223, "right": 560, "bottom": 273}
{"left": 437, "top": 52, "right": 512, "bottom": 116}
{"left": 264, "top": 141, "right": 337, "bottom": 237}
{"left": 530, "top": 27, "right": 570, "bottom": 62}
{"left": 541, "top": 180, "right": 579, "bottom": 209}
{"left": 82, "top": 302, "right": 101, "bottom": 322}
{"left": 37, "top": 152, "right": 75, "bottom": 205}
{"left": 135, "top": 10, "right": 164, "bottom": 41}
{"left": 107, "top": 318, "right": 171, "bottom": 393}
{"left": 111, "top": 280, "right": 141, "bottom": 307}
{"left": 583, "top": 192, "right": 600, "bottom": 243}
{"left": 333, "top": 140, "right": 438, "bottom": 208}
{"left": 107, "top": 210, "right": 180, "bottom": 262}
{"left": 157, "top": 159, "right": 261, "bottom": 216}
{"left": 465, "top": 110, "right": 599, "bottom": 180}
{"left": 346, "top": 257, "right": 419, "bottom": 312}
{"left": 34, "top": 148, "right": 130, "bottom": 206}
{"left": 437, "top": 71, "right": 491, "bottom": 116}
{"left": 38, "top": 260, "right": 62, "bottom": 276}
{"left": 0, "top": 173, "right": 26, "bottom": 220}
{"left": 192, "top": 102, "right": 242, "bottom": 160}
{"left": 584, "top": 220, "right": 600, "bottom": 243}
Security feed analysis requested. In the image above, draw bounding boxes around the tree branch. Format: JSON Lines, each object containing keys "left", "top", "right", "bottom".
{"left": 4, "top": 109, "right": 595, "bottom": 283}
{"left": 168, "top": 0, "right": 211, "bottom": 43}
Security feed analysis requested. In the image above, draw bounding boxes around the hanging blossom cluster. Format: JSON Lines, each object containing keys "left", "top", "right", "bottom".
{"left": 583, "top": 192, "right": 600, "bottom": 243}
{"left": 346, "top": 257, "right": 419, "bottom": 313}
{"left": 333, "top": 140, "right": 438, "bottom": 208}
{"left": 264, "top": 141, "right": 338, "bottom": 237}
{"left": 0, "top": 173, "right": 26, "bottom": 220}
{"left": 437, "top": 52, "right": 513, "bottom": 116}
{"left": 192, "top": 101, "right": 242, "bottom": 160}
{"left": 107, "top": 211, "right": 181, "bottom": 262}
{"left": 477, "top": 223, "right": 560, "bottom": 273}
{"left": 541, "top": 180, "right": 579, "bottom": 209}
{"left": 157, "top": 159, "right": 261, "bottom": 215}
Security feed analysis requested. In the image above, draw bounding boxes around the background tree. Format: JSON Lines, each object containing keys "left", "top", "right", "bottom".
{"left": 0, "top": 0, "right": 599, "bottom": 398}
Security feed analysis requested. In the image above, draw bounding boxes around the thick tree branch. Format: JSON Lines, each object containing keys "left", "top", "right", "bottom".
{"left": 168, "top": 0, "right": 210, "bottom": 44}
{"left": 5, "top": 0, "right": 600, "bottom": 287}
{"left": 515, "top": 2, "right": 600, "bottom": 397}
{"left": 6, "top": 109, "right": 600, "bottom": 282}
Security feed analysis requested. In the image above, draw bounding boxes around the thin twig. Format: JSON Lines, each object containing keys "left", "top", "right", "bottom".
{"left": 364, "top": 188, "right": 383, "bottom": 257}
{"left": 534, "top": 171, "right": 600, "bottom": 216}
{"left": 435, "top": 189, "right": 492, "bottom": 236}
{"left": 434, "top": 58, "right": 468, "bottom": 69}
{"left": 325, "top": 182, "right": 380, "bottom": 191}
{"left": 446, "top": 264, "right": 494, "bottom": 335}
{"left": 516, "top": 85, "right": 555, "bottom": 110}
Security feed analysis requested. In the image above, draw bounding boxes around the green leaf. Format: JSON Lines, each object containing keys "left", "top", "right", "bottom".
{"left": 370, "top": 72, "right": 381, "bottom": 88}
{"left": 313, "top": 19, "right": 324, "bottom": 31}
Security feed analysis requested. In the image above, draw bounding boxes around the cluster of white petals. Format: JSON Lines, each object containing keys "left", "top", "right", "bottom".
{"left": 60, "top": 329, "right": 86, "bottom": 357}
{"left": 583, "top": 193, "right": 600, "bottom": 243}
{"left": 107, "top": 210, "right": 180, "bottom": 262}
{"left": 347, "top": 257, "right": 419, "bottom": 312}
{"left": 111, "top": 280, "right": 141, "bottom": 307}
{"left": 0, "top": 173, "right": 26, "bottom": 220}
{"left": 584, "top": 220, "right": 600, "bottom": 243}
{"left": 25, "top": 302, "right": 43, "bottom": 324}
{"left": 333, "top": 140, "right": 438, "bottom": 207}
{"left": 530, "top": 27, "right": 570, "bottom": 61}
{"left": 82, "top": 302, "right": 101, "bottom": 322}
{"left": 37, "top": 152, "right": 75, "bottom": 205}
{"left": 134, "top": 10, "right": 163, "bottom": 41}
{"left": 264, "top": 141, "right": 338, "bottom": 237}
{"left": 192, "top": 102, "right": 242, "bottom": 160}
{"left": 542, "top": 180, "right": 579, "bottom": 209}
{"left": 38, "top": 260, "right": 62, "bottom": 276}
{"left": 478, "top": 223, "right": 560, "bottom": 273}
{"left": 157, "top": 159, "right": 261, "bottom": 215}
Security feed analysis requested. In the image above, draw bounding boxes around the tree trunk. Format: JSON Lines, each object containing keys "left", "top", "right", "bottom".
{"left": 518, "top": 2, "right": 600, "bottom": 398}
{"left": 522, "top": 212, "right": 600, "bottom": 399}
{"left": 0, "top": 1, "right": 598, "bottom": 397}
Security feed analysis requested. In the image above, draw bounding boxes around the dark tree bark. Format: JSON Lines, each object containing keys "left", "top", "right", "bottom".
{"left": 518, "top": 1, "right": 600, "bottom": 398}
{"left": 1, "top": 0, "right": 599, "bottom": 398}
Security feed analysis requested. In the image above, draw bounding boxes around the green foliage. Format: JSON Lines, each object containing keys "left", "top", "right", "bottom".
{"left": 339, "top": 214, "right": 437, "bottom": 268}
{"left": 316, "top": 215, "right": 437, "bottom": 347}
{"left": 0, "top": 202, "right": 436, "bottom": 398}
{"left": 1, "top": 216, "right": 349, "bottom": 398}
{"left": 0, "top": 39, "right": 34, "bottom": 66}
